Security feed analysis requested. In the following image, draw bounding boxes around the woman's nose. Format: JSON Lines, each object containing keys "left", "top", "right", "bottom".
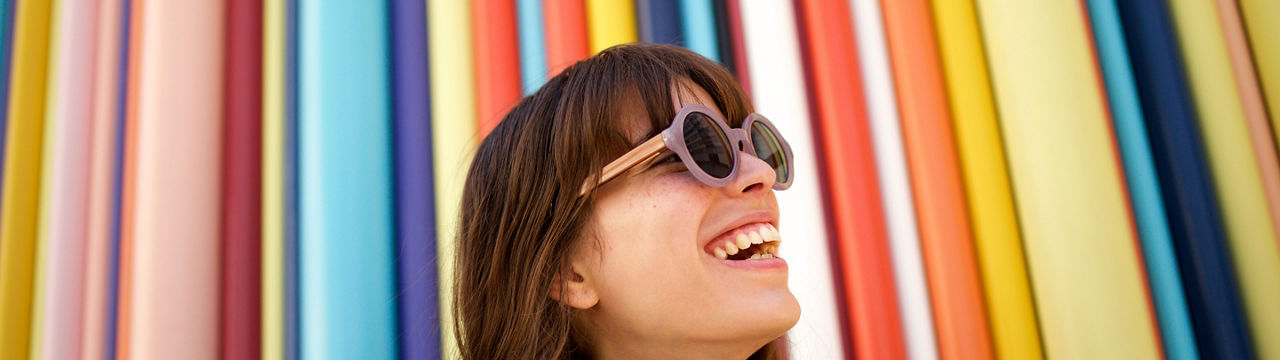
{"left": 725, "top": 148, "right": 778, "bottom": 195}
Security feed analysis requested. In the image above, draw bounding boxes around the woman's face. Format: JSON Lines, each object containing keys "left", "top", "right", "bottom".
{"left": 566, "top": 82, "right": 801, "bottom": 358}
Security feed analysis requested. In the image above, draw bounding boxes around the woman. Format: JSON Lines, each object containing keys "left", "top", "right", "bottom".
{"left": 455, "top": 43, "right": 800, "bottom": 359}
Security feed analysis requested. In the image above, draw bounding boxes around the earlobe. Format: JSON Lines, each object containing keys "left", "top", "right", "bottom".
{"left": 549, "top": 264, "right": 599, "bottom": 310}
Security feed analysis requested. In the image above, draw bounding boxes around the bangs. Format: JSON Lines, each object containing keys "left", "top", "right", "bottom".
{"left": 554, "top": 44, "right": 753, "bottom": 156}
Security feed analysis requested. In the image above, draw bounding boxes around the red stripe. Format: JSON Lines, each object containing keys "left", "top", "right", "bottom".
{"left": 724, "top": 0, "right": 751, "bottom": 98}
{"left": 221, "top": 0, "right": 264, "bottom": 358}
{"left": 543, "top": 0, "right": 589, "bottom": 75}
{"left": 793, "top": 0, "right": 906, "bottom": 358}
{"left": 474, "top": 0, "right": 522, "bottom": 136}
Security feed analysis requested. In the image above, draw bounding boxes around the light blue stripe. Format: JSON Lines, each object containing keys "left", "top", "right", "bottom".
{"left": 517, "top": 0, "right": 546, "bottom": 95}
{"left": 679, "top": 0, "right": 718, "bottom": 62}
{"left": 1085, "top": 1, "right": 1199, "bottom": 359}
{"left": 298, "top": 0, "right": 398, "bottom": 359}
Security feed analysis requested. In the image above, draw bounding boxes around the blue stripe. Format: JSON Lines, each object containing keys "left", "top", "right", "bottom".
{"left": 1084, "top": 1, "right": 1199, "bottom": 359}
{"left": 636, "top": 0, "right": 682, "bottom": 45}
{"left": 390, "top": 0, "right": 439, "bottom": 358}
{"left": 298, "top": 0, "right": 398, "bottom": 358}
{"left": 1116, "top": 0, "right": 1255, "bottom": 357}
{"left": 0, "top": 0, "right": 11, "bottom": 199}
{"left": 679, "top": 0, "right": 718, "bottom": 62}
{"left": 516, "top": 0, "right": 546, "bottom": 94}
{"left": 105, "top": 0, "right": 131, "bottom": 357}
{"left": 284, "top": 0, "right": 301, "bottom": 357}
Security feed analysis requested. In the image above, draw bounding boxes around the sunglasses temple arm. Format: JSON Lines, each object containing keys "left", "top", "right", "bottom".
{"left": 579, "top": 135, "right": 668, "bottom": 195}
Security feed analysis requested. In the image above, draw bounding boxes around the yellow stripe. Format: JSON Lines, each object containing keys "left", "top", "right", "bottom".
{"left": 0, "top": 0, "right": 54, "bottom": 358}
{"left": 1167, "top": 1, "right": 1280, "bottom": 358}
{"left": 585, "top": 0, "right": 637, "bottom": 54}
{"left": 261, "top": 0, "right": 285, "bottom": 358}
{"left": 973, "top": 0, "right": 1161, "bottom": 357}
{"left": 29, "top": 0, "right": 65, "bottom": 357}
{"left": 930, "top": 0, "right": 1042, "bottom": 358}
{"left": 428, "top": 1, "right": 476, "bottom": 358}
{"left": 1238, "top": 0, "right": 1280, "bottom": 151}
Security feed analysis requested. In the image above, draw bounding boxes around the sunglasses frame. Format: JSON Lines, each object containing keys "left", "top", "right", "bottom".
{"left": 580, "top": 104, "right": 795, "bottom": 195}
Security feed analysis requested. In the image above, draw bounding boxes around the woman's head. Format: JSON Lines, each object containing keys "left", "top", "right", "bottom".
{"left": 456, "top": 43, "right": 800, "bottom": 359}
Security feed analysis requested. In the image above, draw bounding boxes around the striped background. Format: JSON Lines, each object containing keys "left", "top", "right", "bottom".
{"left": 1, "top": 0, "right": 1278, "bottom": 359}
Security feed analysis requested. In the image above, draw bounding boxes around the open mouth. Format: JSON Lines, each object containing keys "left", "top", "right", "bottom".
{"left": 707, "top": 223, "right": 781, "bottom": 260}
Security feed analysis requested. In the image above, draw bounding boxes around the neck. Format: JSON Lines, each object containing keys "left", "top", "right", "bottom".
{"left": 582, "top": 325, "right": 770, "bottom": 360}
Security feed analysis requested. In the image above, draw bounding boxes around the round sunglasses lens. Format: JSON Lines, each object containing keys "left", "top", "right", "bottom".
{"left": 749, "top": 122, "right": 790, "bottom": 184}
{"left": 683, "top": 112, "right": 735, "bottom": 179}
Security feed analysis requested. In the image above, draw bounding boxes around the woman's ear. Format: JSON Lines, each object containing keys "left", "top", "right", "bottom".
{"left": 549, "top": 262, "right": 599, "bottom": 310}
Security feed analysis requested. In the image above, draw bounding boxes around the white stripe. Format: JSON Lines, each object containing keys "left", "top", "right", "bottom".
{"left": 849, "top": 0, "right": 939, "bottom": 358}
{"left": 740, "top": 2, "right": 844, "bottom": 358}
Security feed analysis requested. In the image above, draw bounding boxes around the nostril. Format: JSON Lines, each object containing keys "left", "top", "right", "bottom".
{"left": 742, "top": 183, "right": 762, "bottom": 193}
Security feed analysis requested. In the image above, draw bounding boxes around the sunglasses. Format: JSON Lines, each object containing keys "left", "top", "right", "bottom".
{"left": 580, "top": 104, "right": 795, "bottom": 195}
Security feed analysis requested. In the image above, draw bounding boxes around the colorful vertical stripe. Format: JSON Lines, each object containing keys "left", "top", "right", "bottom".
{"left": 390, "top": 0, "right": 439, "bottom": 358}
{"left": 34, "top": 0, "right": 97, "bottom": 358}
{"left": 585, "top": 0, "right": 637, "bottom": 53}
{"left": 119, "top": 0, "right": 225, "bottom": 357}
{"left": 679, "top": 0, "right": 717, "bottom": 62}
{"left": 516, "top": 0, "right": 546, "bottom": 94}
{"left": 297, "top": 0, "right": 397, "bottom": 358}
{"left": 473, "top": 1, "right": 521, "bottom": 137}
{"left": 0, "top": 0, "right": 54, "bottom": 357}
{"left": 428, "top": 0, "right": 477, "bottom": 358}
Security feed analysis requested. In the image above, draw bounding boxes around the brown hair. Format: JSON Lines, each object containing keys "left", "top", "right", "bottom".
{"left": 454, "top": 43, "right": 784, "bottom": 359}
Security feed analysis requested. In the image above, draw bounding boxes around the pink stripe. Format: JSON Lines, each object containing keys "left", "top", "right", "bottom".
{"left": 124, "top": 0, "right": 224, "bottom": 357}
{"left": 41, "top": 0, "right": 101, "bottom": 358}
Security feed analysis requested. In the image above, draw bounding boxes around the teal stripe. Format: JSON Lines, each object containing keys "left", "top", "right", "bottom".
{"left": 679, "top": 0, "right": 718, "bottom": 62}
{"left": 517, "top": 0, "right": 546, "bottom": 94}
{"left": 1084, "top": 1, "right": 1199, "bottom": 359}
{"left": 298, "top": 0, "right": 398, "bottom": 358}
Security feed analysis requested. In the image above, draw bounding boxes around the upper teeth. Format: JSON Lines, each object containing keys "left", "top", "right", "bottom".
{"left": 712, "top": 223, "right": 782, "bottom": 260}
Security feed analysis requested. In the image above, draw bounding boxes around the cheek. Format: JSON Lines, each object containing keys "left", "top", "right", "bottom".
{"left": 586, "top": 175, "right": 716, "bottom": 320}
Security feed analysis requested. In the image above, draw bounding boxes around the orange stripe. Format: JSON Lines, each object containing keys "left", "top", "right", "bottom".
{"left": 878, "top": 0, "right": 993, "bottom": 357}
{"left": 794, "top": 0, "right": 906, "bottom": 358}
{"left": 542, "top": 0, "right": 588, "bottom": 76}
{"left": 473, "top": 0, "right": 522, "bottom": 137}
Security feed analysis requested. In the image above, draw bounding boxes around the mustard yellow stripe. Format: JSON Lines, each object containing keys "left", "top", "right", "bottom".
{"left": 930, "top": 0, "right": 1042, "bottom": 358}
{"left": 1237, "top": 0, "right": 1280, "bottom": 151}
{"left": 973, "top": 0, "right": 1161, "bottom": 357}
{"left": 0, "top": 0, "right": 54, "bottom": 358}
{"left": 29, "top": 0, "right": 67, "bottom": 357}
{"left": 261, "top": 0, "right": 285, "bottom": 359}
{"left": 585, "top": 0, "right": 637, "bottom": 54}
{"left": 1167, "top": 1, "right": 1280, "bottom": 358}
{"left": 428, "top": 1, "right": 476, "bottom": 358}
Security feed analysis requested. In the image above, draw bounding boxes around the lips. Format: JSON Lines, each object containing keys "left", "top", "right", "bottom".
{"left": 705, "top": 222, "right": 782, "bottom": 260}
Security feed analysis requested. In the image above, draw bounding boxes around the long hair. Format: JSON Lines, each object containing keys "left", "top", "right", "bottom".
{"left": 454, "top": 43, "right": 783, "bottom": 359}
